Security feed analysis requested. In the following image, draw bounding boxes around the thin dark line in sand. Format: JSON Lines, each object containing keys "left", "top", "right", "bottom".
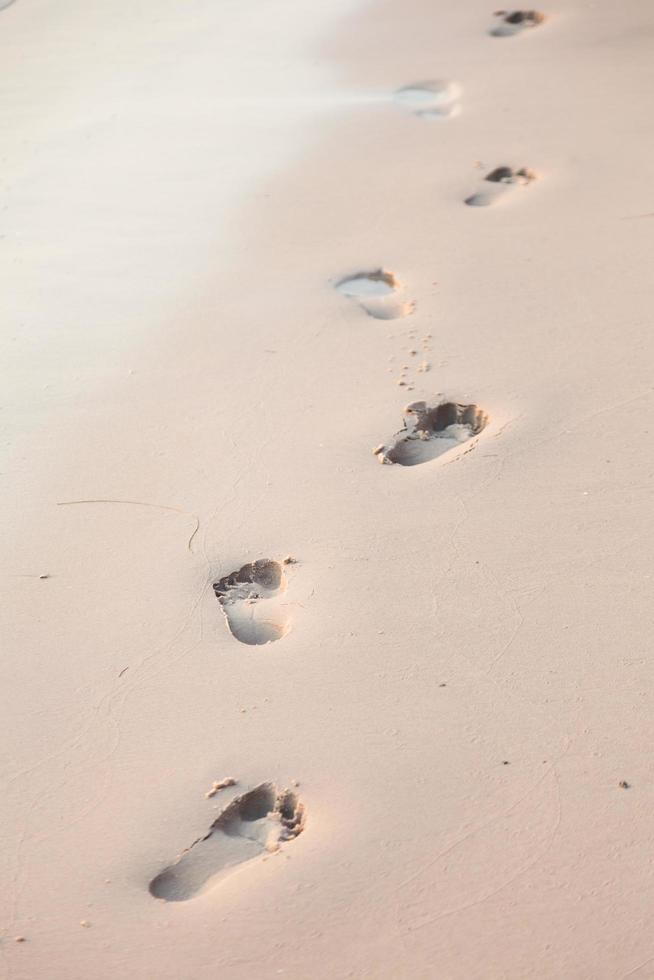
{"left": 56, "top": 499, "right": 200, "bottom": 552}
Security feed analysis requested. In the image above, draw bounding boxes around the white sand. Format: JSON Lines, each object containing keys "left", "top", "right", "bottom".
{"left": 2, "top": 0, "right": 654, "bottom": 977}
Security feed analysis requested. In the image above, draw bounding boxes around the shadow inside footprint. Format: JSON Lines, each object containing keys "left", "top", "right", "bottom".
{"left": 213, "top": 559, "right": 290, "bottom": 646}
{"left": 149, "top": 784, "right": 306, "bottom": 902}
{"left": 465, "top": 166, "right": 535, "bottom": 207}
{"left": 335, "top": 269, "right": 415, "bottom": 320}
{"left": 490, "top": 10, "right": 545, "bottom": 36}
{"left": 377, "top": 401, "right": 489, "bottom": 467}
{"left": 394, "top": 80, "right": 460, "bottom": 119}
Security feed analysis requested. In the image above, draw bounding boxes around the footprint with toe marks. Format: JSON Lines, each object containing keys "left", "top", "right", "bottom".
{"left": 490, "top": 9, "right": 545, "bottom": 37}
{"left": 213, "top": 558, "right": 293, "bottom": 646}
{"left": 149, "top": 783, "right": 306, "bottom": 902}
{"left": 335, "top": 269, "right": 415, "bottom": 320}
{"left": 376, "top": 400, "right": 489, "bottom": 467}
{"left": 465, "top": 166, "right": 536, "bottom": 207}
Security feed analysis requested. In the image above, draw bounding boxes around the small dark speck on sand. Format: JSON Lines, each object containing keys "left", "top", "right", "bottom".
{"left": 502, "top": 760, "right": 510, "bottom": 765}
{"left": 619, "top": 780, "right": 630, "bottom": 789}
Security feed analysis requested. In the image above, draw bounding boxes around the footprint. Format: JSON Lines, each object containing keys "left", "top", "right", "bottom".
{"left": 394, "top": 80, "right": 461, "bottom": 119}
{"left": 490, "top": 10, "right": 545, "bottom": 37}
{"left": 375, "top": 400, "right": 488, "bottom": 467}
{"left": 149, "top": 783, "right": 306, "bottom": 902}
{"left": 464, "top": 166, "right": 536, "bottom": 207}
{"left": 213, "top": 558, "right": 291, "bottom": 646}
{"left": 335, "top": 270, "right": 415, "bottom": 320}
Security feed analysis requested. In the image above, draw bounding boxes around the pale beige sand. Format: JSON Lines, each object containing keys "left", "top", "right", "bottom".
{"left": 2, "top": 0, "right": 654, "bottom": 977}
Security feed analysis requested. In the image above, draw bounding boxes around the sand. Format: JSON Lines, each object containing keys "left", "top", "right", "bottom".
{"left": 2, "top": 0, "right": 654, "bottom": 977}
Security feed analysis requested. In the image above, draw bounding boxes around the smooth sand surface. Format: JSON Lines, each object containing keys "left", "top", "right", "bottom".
{"left": 2, "top": 0, "right": 654, "bottom": 977}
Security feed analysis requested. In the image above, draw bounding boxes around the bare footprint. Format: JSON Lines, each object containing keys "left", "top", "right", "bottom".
{"left": 394, "top": 80, "right": 460, "bottom": 119}
{"left": 213, "top": 558, "right": 291, "bottom": 646}
{"left": 465, "top": 166, "right": 536, "bottom": 207}
{"left": 149, "top": 783, "right": 305, "bottom": 902}
{"left": 375, "top": 400, "right": 489, "bottom": 466}
{"left": 490, "top": 10, "right": 545, "bottom": 37}
{"left": 335, "top": 269, "right": 415, "bottom": 320}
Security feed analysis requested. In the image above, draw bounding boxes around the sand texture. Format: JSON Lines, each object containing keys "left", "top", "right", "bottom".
{"left": 2, "top": 0, "right": 654, "bottom": 977}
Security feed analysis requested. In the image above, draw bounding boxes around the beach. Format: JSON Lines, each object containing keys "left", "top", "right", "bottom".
{"left": 2, "top": 0, "right": 654, "bottom": 977}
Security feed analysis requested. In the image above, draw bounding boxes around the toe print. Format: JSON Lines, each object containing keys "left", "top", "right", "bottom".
{"left": 394, "top": 80, "right": 461, "bottom": 119}
{"left": 465, "top": 166, "right": 536, "bottom": 207}
{"left": 335, "top": 269, "right": 415, "bottom": 320}
{"left": 490, "top": 10, "right": 545, "bottom": 37}
{"left": 376, "top": 400, "right": 489, "bottom": 467}
{"left": 213, "top": 558, "right": 292, "bottom": 646}
{"left": 149, "top": 783, "right": 306, "bottom": 902}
